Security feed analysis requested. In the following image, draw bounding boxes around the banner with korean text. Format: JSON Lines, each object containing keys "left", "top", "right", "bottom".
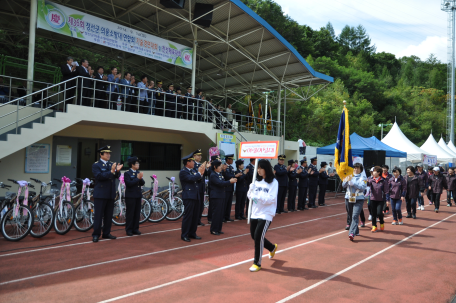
{"left": 37, "top": 0, "right": 193, "bottom": 69}
{"left": 239, "top": 141, "right": 279, "bottom": 159}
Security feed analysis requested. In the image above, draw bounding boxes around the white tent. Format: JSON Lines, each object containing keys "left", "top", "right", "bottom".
{"left": 438, "top": 137, "right": 456, "bottom": 158}
{"left": 381, "top": 122, "right": 431, "bottom": 161}
{"left": 420, "top": 134, "right": 455, "bottom": 163}
{"left": 448, "top": 140, "right": 456, "bottom": 154}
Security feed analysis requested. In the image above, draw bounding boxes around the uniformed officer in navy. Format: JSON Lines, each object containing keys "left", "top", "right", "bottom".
{"left": 222, "top": 154, "right": 236, "bottom": 222}
{"left": 287, "top": 159, "right": 302, "bottom": 212}
{"left": 274, "top": 155, "right": 288, "bottom": 214}
{"left": 165, "top": 83, "right": 177, "bottom": 118}
{"left": 124, "top": 156, "right": 145, "bottom": 236}
{"left": 209, "top": 160, "right": 237, "bottom": 235}
{"left": 154, "top": 80, "right": 164, "bottom": 116}
{"left": 184, "top": 86, "right": 194, "bottom": 120}
{"left": 207, "top": 155, "right": 220, "bottom": 224}
{"left": 234, "top": 159, "right": 249, "bottom": 219}
{"left": 179, "top": 153, "right": 206, "bottom": 242}
{"left": 307, "top": 156, "right": 320, "bottom": 208}
{"left": 193, "top": 149, "right": 210, "bottom": 226}
{"left": 297, "top": 158, "right": 309, "bottom": 210}
{"left": 92, "top": 145, "right": 122, "bottom": 242}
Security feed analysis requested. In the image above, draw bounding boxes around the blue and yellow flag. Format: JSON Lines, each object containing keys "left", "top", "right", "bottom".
{"left": 335, "top": 107, "right": 353, "bottom": 178}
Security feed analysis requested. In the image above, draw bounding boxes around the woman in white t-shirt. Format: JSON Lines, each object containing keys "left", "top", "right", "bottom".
{"left": 247, "top": 159, "right": 279, "bottom": 272}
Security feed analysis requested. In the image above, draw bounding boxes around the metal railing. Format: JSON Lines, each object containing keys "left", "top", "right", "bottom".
{"left": 0, "top": 75, "right": 54, "bottom": 105}
{"left": 0, "top": 76, "right": 281, "bottom": 141}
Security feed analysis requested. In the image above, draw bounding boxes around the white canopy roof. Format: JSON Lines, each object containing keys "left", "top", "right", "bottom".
{"left": 381, "top": 122, "right": 430, "bottom": 161}
{"left": 420, "top": 134, "right": 455, "bottom": 162}
{"left": 438, "top": 137, "right": 456, "bottom": 158}
{"left": 448, "top": 140, "right": 456, "bottom": 154}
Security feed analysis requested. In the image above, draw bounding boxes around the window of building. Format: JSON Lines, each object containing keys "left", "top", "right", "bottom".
{"left": 121, "top": 141, "right": 181, "bottom": 171}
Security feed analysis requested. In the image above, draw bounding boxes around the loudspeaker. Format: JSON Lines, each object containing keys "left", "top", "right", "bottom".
{"left": 193, "top": 3, "right": 213, "bottom": 27}
{"left": 160, "top": 0, "right": 185, "bottom": 9}
{"left": 363, "top": 150, "right": 386, "bottom": 177}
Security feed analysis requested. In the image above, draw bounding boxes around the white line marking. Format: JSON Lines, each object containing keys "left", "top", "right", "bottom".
{"left": 276, "top": 212, "right": 456, "bottom": 303}
{"left": 0, "top": 201, "right": 346, "bottom": 258}
{"left": 97, "top": 205, "right": 434, "bottom": 302}
{"left": 0, "top": 211, "right": 349, "bottom": 286}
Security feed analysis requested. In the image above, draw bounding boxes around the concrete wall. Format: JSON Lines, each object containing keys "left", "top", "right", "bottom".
{"left": 0, "top": 104, "right": 53, "bottom": 135}
{"left": 0, "top": 136, "right": 53, "bottom": 196}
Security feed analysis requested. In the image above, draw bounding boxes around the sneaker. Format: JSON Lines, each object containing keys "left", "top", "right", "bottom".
{"left": 371, "top": 226, "right": 378, "bottom": 233}
{"left": 349, "top": 234, "right": 354, "bottom": 241}
{"left": 447, "top": 204, "right": 451, "bottom": 207}
{"left": 435, "top": 209, "right": 439, "bottom": 213}
{"left": 429, "top": 201, "right": 432, "bottom": 205}
{"left": 360, "top": 221, "right": 365, "bottom": 227}
{"left": 412, "top": 213, "right": 416, "bottom": 219}
{"left": 269, "top": 244, "right": 278, "bottom": 259}
{"left": 392, "top": 220, "right": 397, "bottom": 225}
{"left": 355, "top": 233, "right": 360, "bottom": 236}
{"left": 249, "top": 264, "right": 261, "bottom": 272}
{"left": 380, "top": 224, "right": 385, "bottom": 231}
{"left": 406, "top": 213, "right": 412, "bottom": 218}
{"left": 421, "top": 205, "right": 425, "bottom": 211}
{"left": 368, "top": 215, "right": 372, "bottom": 221}
{"left": 345, "top": 225, "right": 350, "bottom": 230}
{"left": 398, "top": 219, "right": 403, "bottom": 225}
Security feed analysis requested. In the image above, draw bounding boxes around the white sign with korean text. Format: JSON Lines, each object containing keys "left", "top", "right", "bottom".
{"left": 239, "top": 141, "right": 279, "bottom": 159}
{"left": 25, "top": 144, "right": 50, "bottom": 173}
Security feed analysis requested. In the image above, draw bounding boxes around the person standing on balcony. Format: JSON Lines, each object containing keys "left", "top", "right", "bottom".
{"left": 92, "top": 145, "right": 122, "bottom": 242}
{"left": 107, "top": 67, "right": 121, "bottom": 110}
{"left": 176, "top": 87, "right": 184, "bottom": 119}
{"left": 137, "top": 75, "right": 149, "bottom": 114}
{"left": 195, "top": 89, "right": 204, "bottom": 121}
{"left": 154, "top": 80, "right": 164, "bottom": 116}
{"left": 165, "top": 83, "right": 177, "bottom": 118}
{"left": 93, "top": 66, "right": 106, "bottom": 108}
{"left": 274, "top": 155, "right": 288, "bottom": 214}
{"left": 76, "top": 59, "right": 92, "bottom": 107}
{"left": 129, "top": 75, "right": 137, "bottom": 113}
{"left": 60, "top": 56, "right": 78, "bottom": 103}
{"left": 120, "top": 72, "right": 132, "bottom": 112}
{"left": 184, "top": 86, "right": 194, "bottom": 120}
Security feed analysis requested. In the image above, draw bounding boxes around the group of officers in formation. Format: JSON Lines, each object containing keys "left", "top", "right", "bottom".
{"left": 89, "top": 145, "right": 336, "bottom": 243}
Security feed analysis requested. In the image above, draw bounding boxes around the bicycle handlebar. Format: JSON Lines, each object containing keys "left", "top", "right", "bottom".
{"left": 0, "top": 183, "right": 12, "bottom": 188}
{"left": 30, "top": 178, "right": 41, "bottom": 183}
{"left": 166, "top": 177, "right": 171, "bottom": 181}
{"left": 8, "top": 179, "right": 18, "bottom": 184}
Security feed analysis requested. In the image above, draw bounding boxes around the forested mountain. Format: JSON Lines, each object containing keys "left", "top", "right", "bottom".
{"left": 0, "top": 0, "right": 448, "bottom": 146}
{"left": 241, "top": 0, "right": 448, "bottom": 146}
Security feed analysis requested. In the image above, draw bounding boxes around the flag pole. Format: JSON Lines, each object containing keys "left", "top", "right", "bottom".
{"left": 247, "top": 158, "right": 259, "bottom": 225}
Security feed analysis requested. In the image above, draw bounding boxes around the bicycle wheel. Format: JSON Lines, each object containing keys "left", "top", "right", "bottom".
{"left": 30, "top": 202, "right": 54, "bottom": 238}
{"left": 202, "top": 195, "right": 209, "bottom": 217}
{"left": 148, "top": 197, "right": 168, "bottom": 223}
{"left": 1, "top": 205, "right": 34, "bottom": 241}
{"left": 74, "top": 201, "right": 94, "bottom": 232}
{"left": 112, "top": 198, "right": 126, "bottom": 226}
{"left": 54, "top": 201, "right": 75, "bottom": 235}
{"left": 165, "top": 196, "right": 184, "bottom": 221}
{"left": 139, "top": 198, "right": 151, "bottom": 224}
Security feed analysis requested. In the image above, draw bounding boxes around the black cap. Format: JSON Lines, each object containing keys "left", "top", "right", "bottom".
{"left": 225, "top": 154, "right": 234, "bottom": 160}
{"left": 211, "top": 155, "right": 221, "bottom": 161}
{"left": 311, "top": 156, "right": 317, "bottom": 161}
{"left": 278, "top": 154, "right": 286, "bottom": 160}
{"left": 300, "top": 159, "right": 307, "bottom": 164}
{"left": 157, "top": 80, "right": 163, "bottom": 84}
{"left": 321, "top": 162, "right": 328, "bottom": 167}
{"left": 176, "top": 86, "right": 181, "bottom": 91}
{"left": 288, "top": 159, "right": 294, "bottom": 165}
{"left": 182, "top": 153, "right": 195, "bottom": 164}
{"left": 127, "top": 156, "right": 139, "bottom": 165}
{"left": 98, "top": 145, "right": 111, "bottom": 153}
{"left": 193, "top": 149, "right": 202, "bottom": 156}
{"left": 187, "top": 86, "right": 192, "bottom": 90}
{"left": 168, "top": 83, "right": 174, "bottom": 88}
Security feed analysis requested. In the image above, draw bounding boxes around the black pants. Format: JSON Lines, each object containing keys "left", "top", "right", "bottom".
{"left": 92, "top": 198, "right": 114, "bottom": 237}
{"left": 287, "top": 185, "right": 297, "bottom": 211}
{"left": 235, "top": 190, "right": 247, "bottom": 218}
{"left": 207, "top": 188, "right": 213, "bottom": 222}
{"left": 297, "top": 187, "right": 308, "bottom": 209}
{"left": 371, "top": 200, "right": 385, "bottom": 227}
{"left": 427, "top": 189, "right": 433, "bottom": 203}
{"left": 155, "top": 100, "right": 164, "bottom": 116}
{"left": 250, "top": 218, "right": 275, "bottom": 266}
{"left": 405, "top": 197, "right": 417, "bottom": 214}
{"left": 109, "top": 91, "right": 118, "bottom": 109}
{"left": 346, "top": 199, "right": 366, "bottom": 225}
{"left": 432, "top": 193, "right": 441, "bottom": 209}
{"left": 125, "top": 197, "right": 141, "bottom": 234}
{"left": 198, "top": 189, "right": 205, "bottom": 223}
{"left": 447, "top": 190, "right": 455, "bottom": 206}
{"left": 210, "top": 198, "right": 224, "bottom": 233}
{"left": 181, "top": 198, "right": 199, "bottom": 238}
{"left": 95, "top": 91, "right": 106, "bottom": 108}
{"left": 276, "top": 186, "right": 287, "bottom": 213}
{"left": 318, "top": 184, "right": 327, "bottom": 205}
{"left": 383, "top": 199, "right": 390, "bottom": 212}
{"left": 78, "top": 87, "right": 91, "bottom": 106}
{"left": 308, "top": 185, "right": 318, "bottom": 207}
{"left": 224, "top": 191, "right": 234, "bottom": 220}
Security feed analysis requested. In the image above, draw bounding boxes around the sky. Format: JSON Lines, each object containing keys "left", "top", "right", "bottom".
{"left": 274, "top": 0, "right": 448, "bottom": 62}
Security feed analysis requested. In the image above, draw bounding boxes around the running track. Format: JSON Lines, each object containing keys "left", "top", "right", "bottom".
{"left": 0, "top": 196, "right": 455, "bottom": 303}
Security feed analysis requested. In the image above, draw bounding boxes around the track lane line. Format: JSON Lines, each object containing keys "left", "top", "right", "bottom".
{"left": 96, "top": 205, "right": 436, "bottom": 302}
{"left": 0, "top": 210, "right": 349, "bottom": 286}
{"left": 276, "top": 212, "right": 456, "bottom": 303}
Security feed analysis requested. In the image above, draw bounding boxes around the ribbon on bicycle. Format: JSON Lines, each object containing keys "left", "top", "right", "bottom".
{"left": 118, "top": 174, "right": 125, "bottom": 216}
{"left": 152, "top": 175, "right": 159, "bottom": 201}
{"left": 170, "top": 176, "right": 175, "bottom": 201}
{"left": 58, "top": 176, "right": 71, "bottom": 217}
{"left": 81, "top": 178, "right": 92, "bottom": 210}
{"left": 15, "top": 180, "right": 29, "bottom": 216}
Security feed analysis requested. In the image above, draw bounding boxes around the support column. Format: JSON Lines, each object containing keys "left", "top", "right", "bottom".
{"left": 451, "top": 7, "right": 455, "bottom": 143}
{"left": 277, "top": 83, "right": 281, "bottom": 137}
{"left": 284, "top": 87, "right": 287, "bottom": 142}
{"left": 27, "top": 0, "right": 37, "bottom": 100}
{"left": 191, "top": 26, "right": 197, "bottom": 95}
